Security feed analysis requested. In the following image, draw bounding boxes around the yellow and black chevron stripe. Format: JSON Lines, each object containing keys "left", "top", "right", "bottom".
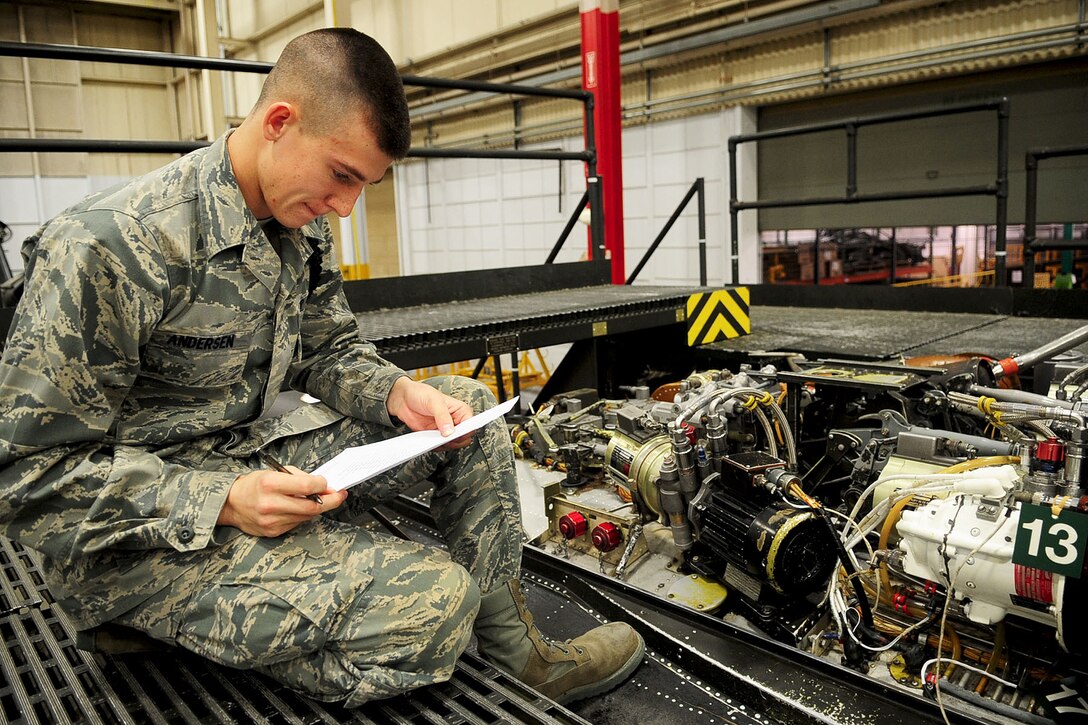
{"left": 686, "top": 287, "right": 750, "bottom": 346}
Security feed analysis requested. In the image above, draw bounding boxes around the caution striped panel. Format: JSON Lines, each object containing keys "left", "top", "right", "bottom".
{"left": 686, "top": 287, "right": 750, "bottom": 346}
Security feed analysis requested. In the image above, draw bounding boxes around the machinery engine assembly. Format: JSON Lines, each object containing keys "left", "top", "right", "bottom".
{"left": 515, "top": 332, "right": 1088, "bottom": 725}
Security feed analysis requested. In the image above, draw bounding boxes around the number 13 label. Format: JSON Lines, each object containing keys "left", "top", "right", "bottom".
{"left": 1013, "top": 503, "right": 1088, "bottom": 578}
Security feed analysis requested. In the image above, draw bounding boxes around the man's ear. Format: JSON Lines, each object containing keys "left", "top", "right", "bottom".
{"left": 263, "top": 102, "right": 296, "bottom": 141}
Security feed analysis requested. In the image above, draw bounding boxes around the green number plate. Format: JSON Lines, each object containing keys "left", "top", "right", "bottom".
{"left": 1013, "top": 503, "right": 1088, "bottom": 578}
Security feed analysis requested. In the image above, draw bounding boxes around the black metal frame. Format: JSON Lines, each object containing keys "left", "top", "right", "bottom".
{"left": 1022, "top": 144, "right": 1088, "bottom": 288}
{"left": 728, "top": 99, "right": 1011, "bottom": 285}
{"left": 0, "top": 39, "right": 606, "bottom": 262}
{"left": 743, "top": 281, "right": 1088, "bottom": 319}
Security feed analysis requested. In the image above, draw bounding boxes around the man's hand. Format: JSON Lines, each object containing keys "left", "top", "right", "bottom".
{"left": 386, "top": 377, "right": 475, "bottom": 449}
{"left": 218, "top": 466, "right": 346, "bottom": 537}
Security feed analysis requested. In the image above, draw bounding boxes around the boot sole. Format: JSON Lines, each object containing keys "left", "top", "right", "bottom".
{"left": 553, "top": 633, "right": 646, "bottom": 705}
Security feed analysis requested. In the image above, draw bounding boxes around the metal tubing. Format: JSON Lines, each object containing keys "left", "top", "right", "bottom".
{"left": 889, "top": 228, "right": 897, "bottom": 284}
{"left": 967, "top": 384, "right": 1075, "bottom": 409}
{"left": 728, "top": 141, "right": 740, "bottom": 283}
{"left": 1027, "top": 239, "right": 1088, "bottom": 251}
{"left": 545, "top": 191, "right": 590, "bottom": 264}
{"left": 1013, "top": 324, "right": 1088, "bottom": 372}
{"left": 583, "top": 95, "right": 606, "bottom": 263}
{"left": 471, "top": 357, "right": 487, "bottom": 380}
{"left": 697, "top": 177, "right": 707, "bottom": 286}
{"left": 731, "top": 100, "right": 1009, "bottom": 284}
{"left": 509, "top": 352, "right": 521, "bottom": 413}
{"left": 0, "top": 39, "right": 600, "bottom": 198}
{"left": 732, "top": 99, "right": 1009, "bottom": 287}
{"left": 0, "top": 40, "right": 589, "bottom": 101}
{"left": 402, "top": 74, "right": 589, "bottom": 100}
{"left": 0, "top": 138, "right": 206, "bottom": 154}
{"left": 0, "top": 39, "right": 271, "bottom": 73}
{"left": 730, "top": 99, "right": 1006, "bottom": 144}
{"left": 1024, "top": 151, "right": 1039, "bottom": 287}
{"left": 587, "top": 176, "right": 605, "bottom": 262}
{"left": 995, "top": 100, "right": 1010, "bottom": 286}
{"left": 1027, "top": 145, "right": 1088, "bottom": 162}
{"left": 493, "top": 355, "right": 506, "bottom": 403}
{"left": 992, "top": 323, "right": 1088, "bottom": 379}
{"left": 845, "top": 123, "right": 857, "bottom": 198}
{"left": 0, "top": 138, "right": 592, "bottom": 164}
{"left": 732, "top": 184, "right": 999, "bottom": 210}
{"left": 626, "top": 179, "right": 701, "bottom": 284}
{"left": 408, "top": 147, "right": 590, "bottom": 161}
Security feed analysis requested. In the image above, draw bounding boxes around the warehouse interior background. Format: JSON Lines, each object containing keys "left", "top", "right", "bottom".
{"left": 2, "top": 0, "right": 1086, "bottom": 292}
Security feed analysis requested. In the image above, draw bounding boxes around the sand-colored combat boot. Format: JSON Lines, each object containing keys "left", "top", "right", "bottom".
{"left": 474, "top": 579, "right": 644, "bottom": 704}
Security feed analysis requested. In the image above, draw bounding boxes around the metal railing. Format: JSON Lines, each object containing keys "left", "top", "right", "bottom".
{"left": 729, "top": 98, "right": 1011, "bottom": 286}
{"left": 0, "top": 39, "right": 606, "bottom": 264}
{"left": 892, "top": 269, "right": 995, "bottom": 288}
{"left": 541, "top": 178, "right": 708, "bottom": 286}
{"left": 626, "top": 178, "right": 707, "bottom": 285}
{"left": 1022, "top": 145, "right": 1088, "bottom": 288}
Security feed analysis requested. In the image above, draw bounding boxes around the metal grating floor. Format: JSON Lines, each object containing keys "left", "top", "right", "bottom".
{"left": 357, "top": 285, "right": 702, "bottom": 351}
{"left": 705, "top": 305, "right": 1088, "bottom": 362}
{"left": 0, "top": 536, "right": 592, "bottom": 725}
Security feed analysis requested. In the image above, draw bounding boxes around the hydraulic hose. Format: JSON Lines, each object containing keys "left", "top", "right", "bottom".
{"left": 1059, "top": 363, "right": 1088, "bottom": 390}
{"left": 991, "top": 323, "right": 1088, "bottom": 380}
{"left": 967, "top": 383, "right": 1074, "bottom": 410}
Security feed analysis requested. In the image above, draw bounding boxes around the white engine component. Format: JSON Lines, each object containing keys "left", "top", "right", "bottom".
{"left": 895, "top": 468, "right": 1064, "bottom": 630}
{"left": 897, "top": 494, "right": 1044, "bottom": 625}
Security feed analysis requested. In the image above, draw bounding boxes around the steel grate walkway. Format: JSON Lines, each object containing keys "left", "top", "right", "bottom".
{"left": 0, "top": 537, "right": 590, "bottom": 725}
{"left": 356, "top": 284, "right": 706, "bottom": 368}
{"left": 704, "top": 305, "right": 1088, "bottom": 362}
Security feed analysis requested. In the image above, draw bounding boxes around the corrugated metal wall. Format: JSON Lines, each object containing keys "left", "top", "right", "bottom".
{"left": 408, "top": 0, "right": 1087, "bottom": 149}
{"left": 0, "top": 2, "right": 199, "bottom": 182}
{"left": 0, "top": 2, "right": 185, "bottom": 273}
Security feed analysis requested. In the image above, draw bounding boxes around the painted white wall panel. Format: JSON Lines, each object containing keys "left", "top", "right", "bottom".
{"left": 0, "top": 179, "right": 38, "bottom": 224}
{"left": 1, "top": 174, "right": 137, "bottom": 273}
{"left": 39, "top": 177, "right": 93, "bottom": 218}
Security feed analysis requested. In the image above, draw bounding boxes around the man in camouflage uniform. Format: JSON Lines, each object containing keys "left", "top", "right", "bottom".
{"left": 0, "top": 28, "right": 642, "bottom": 706}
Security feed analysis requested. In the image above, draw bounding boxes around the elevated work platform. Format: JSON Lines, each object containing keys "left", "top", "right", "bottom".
{"left": 346, "top": 261, "right": 704, "bottom": 370}
{"left": 706, "top": 305, "right": 1088, "bottom": 362}
{"left": 702, "top": 283, "right": 1088, "bottom": 365}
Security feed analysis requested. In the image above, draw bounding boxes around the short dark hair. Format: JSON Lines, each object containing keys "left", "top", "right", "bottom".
{"left": 257, "top": 28, "right": 411, "bottom": 159}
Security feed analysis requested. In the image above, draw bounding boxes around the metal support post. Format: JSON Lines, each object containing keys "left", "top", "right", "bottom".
{"left": 697, "top": 177, "right": 707, "bottom": 286}
{"left": 728, "top": 140, "right": 740, "bottom": 283}
{"left": 1024, "top": 152, "right": 1039, "bottom": 287}
{"left": 581, "top": 0, "right": 625, "bottom": 284}
{"left": 994, "top": 99, "right": 1010, "bottom": 286}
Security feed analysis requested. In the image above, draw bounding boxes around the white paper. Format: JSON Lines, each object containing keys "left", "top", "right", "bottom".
{"left": 313, "top": 397, "right": 519, "bottom": 491}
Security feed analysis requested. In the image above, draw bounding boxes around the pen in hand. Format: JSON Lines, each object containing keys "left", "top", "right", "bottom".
{"left": 259, "top": 452, "right": 323, "bottom": 505}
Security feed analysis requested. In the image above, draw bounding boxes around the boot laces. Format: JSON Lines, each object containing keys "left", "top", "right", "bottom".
{"left": 540, "top": 632, "right": 571, "bottom": 655}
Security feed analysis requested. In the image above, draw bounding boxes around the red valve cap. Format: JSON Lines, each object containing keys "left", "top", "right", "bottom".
{"left": 591, "top": 521, "right": 623, "bottom": 552}
{"left": 558, "top": 511, "right": 588, "bottom": 539}
{"left": 1036, "top": 437, "right": 1066, "bottom": 463}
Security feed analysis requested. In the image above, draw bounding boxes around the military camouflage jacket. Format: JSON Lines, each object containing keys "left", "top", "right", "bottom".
{"left": 0, "top": 135, "right": 406, "bottom": 627}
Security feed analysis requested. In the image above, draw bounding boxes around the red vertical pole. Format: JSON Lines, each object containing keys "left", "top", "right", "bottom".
{"left": 581, "top": 0, "right": 624, "bottom": 284}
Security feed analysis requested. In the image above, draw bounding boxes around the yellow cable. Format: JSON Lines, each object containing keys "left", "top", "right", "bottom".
{"left": 939, "top": 456, "right": 1020, "bottom": 473}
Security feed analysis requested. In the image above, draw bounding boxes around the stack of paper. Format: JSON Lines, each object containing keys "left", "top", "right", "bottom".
{"left": 313, "top": 397, "right": 519, "bottom": 491}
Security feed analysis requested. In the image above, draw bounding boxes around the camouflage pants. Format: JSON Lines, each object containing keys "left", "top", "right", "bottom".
{"left": 112, "top": 376, "right": 523, "bottom": 705}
